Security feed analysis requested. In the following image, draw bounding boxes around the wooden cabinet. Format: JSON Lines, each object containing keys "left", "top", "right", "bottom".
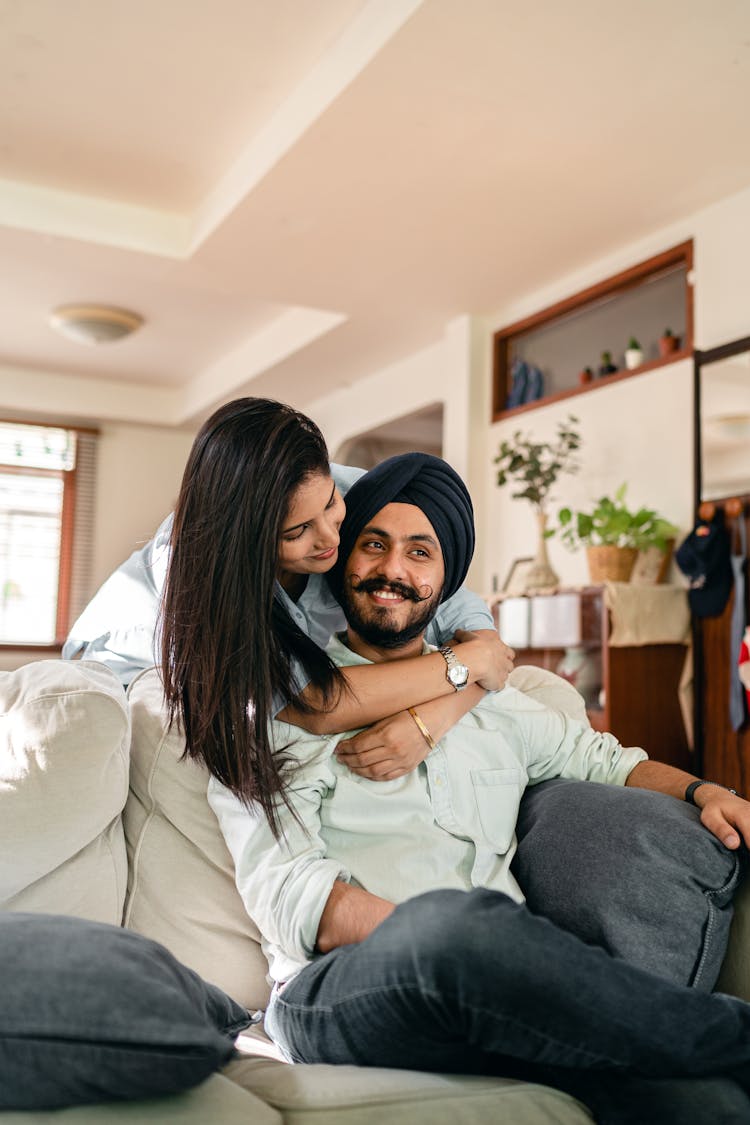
{"left": 492, "top": 241, "right": 694, "bottom": 421}
{"left": 495, "top": 586, "right": 692, "bottom": 770}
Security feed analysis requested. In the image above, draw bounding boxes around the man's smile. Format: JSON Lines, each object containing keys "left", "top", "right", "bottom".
{"left": 351, "top": 577, "right": 424, "bottom": 605}
{"left": 367, "top": 586, "right": 407, "bottom": 605}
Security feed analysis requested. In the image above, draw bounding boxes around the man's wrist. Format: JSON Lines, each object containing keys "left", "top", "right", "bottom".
{"left": 685, "top": 779, "right": 738, "bottom": 805}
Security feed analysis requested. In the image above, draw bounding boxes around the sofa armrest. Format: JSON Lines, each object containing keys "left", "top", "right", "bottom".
{"left": 715, "top": 864, "right": 750, "bottom": 1001}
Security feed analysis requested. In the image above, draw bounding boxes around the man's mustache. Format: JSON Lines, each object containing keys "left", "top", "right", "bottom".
{"left": 347, "top": 575, "right": 434, "bottom": 603}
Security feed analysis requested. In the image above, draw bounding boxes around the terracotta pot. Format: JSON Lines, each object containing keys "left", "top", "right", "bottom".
{"left": 586, "top": 545, "right": 638, "bottom": 584}
{"left": 658, "top": 333, "right": 680, "bottom": 357}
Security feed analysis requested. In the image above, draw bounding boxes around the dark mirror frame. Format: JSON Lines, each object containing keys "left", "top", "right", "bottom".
{"left": 693, "top": 334, "right": 750, "bottom": 509}
{"left": 692, "top": 335, "right": 750, "bottom": 776}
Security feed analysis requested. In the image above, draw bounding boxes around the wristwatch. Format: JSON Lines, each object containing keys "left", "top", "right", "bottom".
{"left": 685, "top": 780, "right": 737, "bottom": 805}
{"left": 439, "top": 645, "right": 470, "bottom": 692}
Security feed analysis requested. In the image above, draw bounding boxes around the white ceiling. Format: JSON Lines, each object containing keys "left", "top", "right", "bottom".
{"left": 1, "top": 0, "right": 749, "bottom": 429}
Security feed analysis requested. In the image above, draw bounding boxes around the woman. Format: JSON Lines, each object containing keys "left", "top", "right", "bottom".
{"left": 65, "top": 397, "right": 512, "bottom": 835}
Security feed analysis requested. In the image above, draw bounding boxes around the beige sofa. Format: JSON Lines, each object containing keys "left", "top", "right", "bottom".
{"left": 1, "top": 659, "right": 748, "bottom": 1124}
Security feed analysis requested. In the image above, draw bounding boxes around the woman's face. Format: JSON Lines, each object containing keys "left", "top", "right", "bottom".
{"left": 277, "top": 471, "right": 346, "bottom": 586}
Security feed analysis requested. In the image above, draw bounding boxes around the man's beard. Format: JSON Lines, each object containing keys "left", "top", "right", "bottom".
{"left": 341, "top": 575, "right": 442, "bottom": 650}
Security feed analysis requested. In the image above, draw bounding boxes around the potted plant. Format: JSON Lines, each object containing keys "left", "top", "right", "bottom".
{"left": 553, "top": 484, "right": 678, "bottom": 584}
{"left": 659, "top": 328, "right": 681, "bottom": 357}
{"left": 598, "top": 351, "right": 618, "bottom": 376}
{"left": 494, "top": 415, "right": 580, "bottom": 592}
{"left": 624, "top": 337, "right": 644, "bottom": 370}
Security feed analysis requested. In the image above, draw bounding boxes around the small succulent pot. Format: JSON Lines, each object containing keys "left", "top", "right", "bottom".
{"left": 624, "top": 338, "right": 644, "bottom": 370}
{"left": 659, "top": 329, "right": 680, "bottom": 357}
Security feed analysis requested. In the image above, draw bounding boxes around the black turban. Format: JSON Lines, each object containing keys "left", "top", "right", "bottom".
{"left": 327, "top": 452, "right": 475, "bottom": 604}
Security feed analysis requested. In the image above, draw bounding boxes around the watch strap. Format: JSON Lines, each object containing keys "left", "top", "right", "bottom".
{"left": 685, "top": 780, "right": 737, "bottom": 805}
{"left": 439, "top": 645, "right": 468, "bottom": 691}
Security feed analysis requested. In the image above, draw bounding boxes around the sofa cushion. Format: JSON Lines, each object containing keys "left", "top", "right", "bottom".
{"left": 507, "top": 664, "right": 589, "bottom": 723}
{"left": 0, "top": 1074, "right": 283, "bottom": 1125}
{"left": 513, "top": 777, "right": 742, "bottom": 990}
{"left": 124, "top": 668, "right": 271, "bottom": 1011}
{"left": 0, "top": 660, "right": 129, "bottom": 924}
{"left": 716, "top": 866, "right": 750, "bottom": 1001}
{"left": 224, "top": 1054, "right": 592, "bottom": 1124}
{"left": 0, "top": 912, "right": 251, "bottom": 1109}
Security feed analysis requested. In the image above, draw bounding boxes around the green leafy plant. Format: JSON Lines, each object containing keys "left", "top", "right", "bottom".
{"left": 494, "top": 415, "right": 580, "bottom": 512}
{"left": 627, "top": 336, "right": 641, "bottom": 350}
{"left": 554, "top": 484, "right": 678, "bottom": 551}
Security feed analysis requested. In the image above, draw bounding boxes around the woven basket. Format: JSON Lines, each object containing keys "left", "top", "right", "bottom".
{"left": 586, "top": 545, "right": 638, "bottom": 584}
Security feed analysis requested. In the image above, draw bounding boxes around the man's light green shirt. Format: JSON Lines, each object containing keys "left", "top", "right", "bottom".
{"left": 208, "top": 636, "right": 647, "bottom": 985}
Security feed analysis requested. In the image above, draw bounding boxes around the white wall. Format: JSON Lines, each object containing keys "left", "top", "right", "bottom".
{"left": 484, "top": 360, "right": 694, "bottom": 592}
{"left": 91, "top": 422, "right": 195, "bottom": 589}
{"left": 308, "top": 316, "right": 491, "bottom": 592}
{"left": 309, "top": 317, "right": 472, "bottom": 478}
{"left": 311, "top": 184, "right": 750, "bottom": 598}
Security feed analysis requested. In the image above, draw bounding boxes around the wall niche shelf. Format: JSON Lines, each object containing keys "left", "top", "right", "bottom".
{"left": 492, "top": 241, "right": 694, "bottom": 422}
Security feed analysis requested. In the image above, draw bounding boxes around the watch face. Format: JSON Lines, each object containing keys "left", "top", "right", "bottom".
{"left": 448, "top": 663, "right": 469, "bottom": 687}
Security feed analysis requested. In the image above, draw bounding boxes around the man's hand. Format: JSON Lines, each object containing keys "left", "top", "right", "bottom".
{"left": 626, "top": 760, "right": 750, "bottom": 850}
{"left": 336, "top": 711, "right": 426, "bottom": 780}
{"left": 452, "top": 628, "right": 515, "bottom": 692}
{"left": 693, "top": 785, "right": 750, "bottom": 851}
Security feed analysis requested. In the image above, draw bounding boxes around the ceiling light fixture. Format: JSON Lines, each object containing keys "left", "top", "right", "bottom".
{"left": 49, "top": 304, "right": 144, "bottom": 345}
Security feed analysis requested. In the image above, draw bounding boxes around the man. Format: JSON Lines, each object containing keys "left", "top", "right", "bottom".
{"left": 209, "top": 453, "right": 750, "bottom": 1121}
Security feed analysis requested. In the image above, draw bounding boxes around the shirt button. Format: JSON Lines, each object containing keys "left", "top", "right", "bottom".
{"left": 434, "top": 775, "right": 445, "bottom": 787}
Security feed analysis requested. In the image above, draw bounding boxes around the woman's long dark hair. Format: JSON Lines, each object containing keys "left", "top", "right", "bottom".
{"left": 160, "top": 397, "right": 345, "bottom": 838}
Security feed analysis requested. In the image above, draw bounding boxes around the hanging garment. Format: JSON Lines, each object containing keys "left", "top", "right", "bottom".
{"left": 739, "top": 626, "right": 750, "bottom": 712}
{"left": 729, "top": 514, "right": 748, "bottom": 732}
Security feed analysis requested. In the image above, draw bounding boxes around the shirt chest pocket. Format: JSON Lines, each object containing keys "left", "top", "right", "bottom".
{"left": 470, "top": 767, "right": 526, "bottom": 854}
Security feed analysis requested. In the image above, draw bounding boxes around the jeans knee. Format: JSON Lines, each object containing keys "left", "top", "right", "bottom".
{"left": 397, "top": 887, "right": 519, "bottom": 968}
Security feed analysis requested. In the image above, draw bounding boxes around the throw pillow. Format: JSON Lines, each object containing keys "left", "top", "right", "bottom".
{"left": 513, "top": 778, "right": 743, "bottom": 990}
{"left": 0, "top": 912, "right": 251, "bottom": 1109}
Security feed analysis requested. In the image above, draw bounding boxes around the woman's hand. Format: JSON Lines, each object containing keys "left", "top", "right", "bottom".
{"left": 452, "top": 628, "right": 515, "bottom": 692}
{"left": 335, "top": 711, "right": 429, "bottom": 780}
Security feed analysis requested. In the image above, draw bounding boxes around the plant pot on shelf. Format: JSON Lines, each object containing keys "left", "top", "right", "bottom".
{"left": 630, "top": 539, "right": 675, "bottom": 585}
{"left": 624, "top": 340, "right": 644, "bottom": 370}
{"left": 658, "top": 330, "right": 680, "bottom": 357}
{"left": 586, "top": 545, "right": 638, "bottom": 584}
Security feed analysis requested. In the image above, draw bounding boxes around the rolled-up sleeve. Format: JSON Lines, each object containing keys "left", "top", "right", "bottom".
{"left": 207, "top": 728, "right": 349, "bottom": 974}
{"left": 520, "top": 708, "right": 648, "bottom": 788}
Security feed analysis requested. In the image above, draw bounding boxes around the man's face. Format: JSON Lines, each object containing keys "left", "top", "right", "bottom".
{"left": 341, "top": 502, "right": 445, "bottom": 649}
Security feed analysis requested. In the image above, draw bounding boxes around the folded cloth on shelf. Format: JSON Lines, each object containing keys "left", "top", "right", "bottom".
{"left": 603, "top": 582, "right": 691, "bottom": 646}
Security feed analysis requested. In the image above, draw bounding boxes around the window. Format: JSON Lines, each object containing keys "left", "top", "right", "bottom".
{"left": 0, "top": 421, "right": 97, "bottom": 647}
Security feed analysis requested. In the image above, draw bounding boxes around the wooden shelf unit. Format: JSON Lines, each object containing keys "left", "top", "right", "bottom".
{"left": 495, "top": 587, "right": 692, "bottom": 770}
{"left": 492, "top": 241, "right": 694, "bottom": 421}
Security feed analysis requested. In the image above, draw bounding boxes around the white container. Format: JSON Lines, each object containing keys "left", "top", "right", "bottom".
{"left": 625, "top": 346, "right": 644, "bottom": 370}
{"left": 498, "top": 597, "right": 531, "bottom": 649}
{"left": 530, "top": 592, "right": 582, "bottom": 648}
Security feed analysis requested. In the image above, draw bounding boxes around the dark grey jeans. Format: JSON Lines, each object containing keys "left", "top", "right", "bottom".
{"left": 265, "top": 887, "right": 750, "bottom": 1123}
